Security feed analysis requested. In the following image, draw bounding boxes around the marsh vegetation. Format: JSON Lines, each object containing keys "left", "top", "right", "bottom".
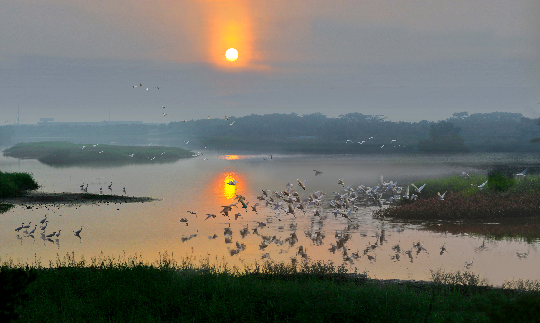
{"left": 375, "top": 173, "right": 540, "bottom": 221}
{"left": 1, "top": 253, "right": 539, "bottom": 322}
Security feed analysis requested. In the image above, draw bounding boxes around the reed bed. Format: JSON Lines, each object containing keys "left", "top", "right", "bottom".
{"left": 1, "top": 252, "right": 540, "bottom": 322}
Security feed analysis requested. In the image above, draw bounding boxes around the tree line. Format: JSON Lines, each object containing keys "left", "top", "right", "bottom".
{"left": 1, "top": 111, "right": 539, "bottom": 153}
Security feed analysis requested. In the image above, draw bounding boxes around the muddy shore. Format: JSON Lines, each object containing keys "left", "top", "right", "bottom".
{"left": 0, "top": 191, "right": 159, "bottom": 207}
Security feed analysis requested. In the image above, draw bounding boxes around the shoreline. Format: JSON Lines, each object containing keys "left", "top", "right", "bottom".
{"left": 0, "top": 191, "right": 159, "bottom": 207}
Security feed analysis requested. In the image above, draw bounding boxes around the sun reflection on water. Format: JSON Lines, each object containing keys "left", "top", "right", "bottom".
{"left": 223, "top": 173, "right": 239, "bottom": 199}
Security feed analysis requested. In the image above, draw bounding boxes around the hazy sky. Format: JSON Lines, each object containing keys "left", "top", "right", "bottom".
{"left": 1, "top": 0, "right": 539, "bottom": 124}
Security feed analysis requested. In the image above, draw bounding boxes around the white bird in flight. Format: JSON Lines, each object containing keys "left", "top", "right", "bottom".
{"left": 515, "top": 168, "right": 528, "bottom": 177}
{"left": 476, "top": 180, "right": 488, "bottom": 190}
{"left": 411, "top": 183, "right": 426, "bottom": 193}
{"left": 437, "top": 191, "right": 447, "bottom": 200}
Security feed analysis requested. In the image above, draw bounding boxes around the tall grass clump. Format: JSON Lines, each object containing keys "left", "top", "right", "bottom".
{"left": 0, "top": 171, "right": 39, "bottom": 198}
{"left": 430, "top": 269, "right": 490, "bottom": 288}
{"left": 503, "top": 279, "right": 540, "bottom": 293}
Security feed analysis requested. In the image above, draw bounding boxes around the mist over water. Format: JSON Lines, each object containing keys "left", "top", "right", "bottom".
{"left": 1, "top": 151, "right": 539, "bottom": 286}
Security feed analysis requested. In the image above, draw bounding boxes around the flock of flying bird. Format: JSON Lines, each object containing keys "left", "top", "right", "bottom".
{"left": 178, "top": 167, "right": 532, "bottom": 266}
{"left": 132, "top": 83, "right": 235, "bottom": 124}
{"left": 132, "top": 83, "right": 169, "bottom": 118}
{"left": 12, "top": 165, "right": 531, "bottom": 267}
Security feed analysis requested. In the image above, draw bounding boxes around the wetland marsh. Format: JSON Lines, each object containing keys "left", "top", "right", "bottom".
{"left": 1, "top": 149, "right": 540, "bottom": 288}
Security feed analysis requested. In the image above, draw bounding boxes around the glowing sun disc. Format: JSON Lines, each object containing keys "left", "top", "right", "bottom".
{"left": 225, "top": 48, "right": 238, "bottom": 62}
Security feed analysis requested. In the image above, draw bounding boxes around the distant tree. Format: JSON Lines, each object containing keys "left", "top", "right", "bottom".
{"left": 418, "top": 121, "right": 468, "bottom": 153}
{"left": 530, "top": 119, "right": 540, "bottom": 143}
{"left": 451, "top": 111, "right": 469, "bottom": 119}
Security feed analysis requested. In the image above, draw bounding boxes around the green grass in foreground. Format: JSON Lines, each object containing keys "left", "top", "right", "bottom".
{"left": 1, "top": 253, "right": 540, "bottom": 322}
{"left": 0, "top": 171, "right": 39, "bottom": 198}
{"left": 3, "top": 141, "right": 193, "bottom": 166}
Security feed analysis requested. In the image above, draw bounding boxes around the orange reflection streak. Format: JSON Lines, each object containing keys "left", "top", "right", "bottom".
{"left": 223, "top": 173, "right": 239, "bottom": 199}
{"left": 223, "top": 155, "right": 240, "bottom": 160}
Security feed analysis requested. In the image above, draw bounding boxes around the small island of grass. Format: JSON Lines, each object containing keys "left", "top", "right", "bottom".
{"left": 374, "top": 171, "right": 540, "bottom": 241}
{"left": 0, "top": 170, "right": 158, "bottom": 213}
{"left": 375, "top": 172, "right": 540, "bottom": 221}
{"left": 3, "top": 141, "right": 194, "bottom": 166}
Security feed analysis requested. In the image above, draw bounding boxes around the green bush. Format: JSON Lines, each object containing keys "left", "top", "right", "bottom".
{"left": 0, "top": 172, "right": 39, "bottom": 198}
{"left": 0, "top": 176, "right": 18, "bottom": 198}
{"left": 487, "top": 167, "right": 515, "bottom": 192}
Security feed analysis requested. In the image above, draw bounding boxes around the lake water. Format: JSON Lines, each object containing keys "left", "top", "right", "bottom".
{"left": 1, "top": 150, "right": 539, "bottom": 286}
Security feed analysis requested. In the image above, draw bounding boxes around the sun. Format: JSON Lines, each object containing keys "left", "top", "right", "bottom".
{"left": 225, "top": 48, "right": 238, "bottom": 62}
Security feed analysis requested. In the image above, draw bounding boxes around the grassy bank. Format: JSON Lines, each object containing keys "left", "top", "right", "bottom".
{"left": 3, "top": 141, "right": 193, "bottom": 166}
{"left": 1, "top": 253, "right": 539, "bottom": 322}
{"left": 375, "top": 174, "right": 540, "bottom": 221}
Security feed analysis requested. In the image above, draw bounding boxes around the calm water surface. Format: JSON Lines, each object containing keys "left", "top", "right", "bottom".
{"left": 1, "top": 151, "right": 539, "bottom": 286}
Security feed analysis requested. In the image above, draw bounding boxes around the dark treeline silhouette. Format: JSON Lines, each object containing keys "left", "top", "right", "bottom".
{"left": 418, "top": 121, "right": 468, "bottom": 153}
{"left": 1, "top": 111, "right": 539, "bottom": 153}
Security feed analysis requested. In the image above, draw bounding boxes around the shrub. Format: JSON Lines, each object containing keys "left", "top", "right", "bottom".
{"left": 0, "top": 172, "right": 39, "bottom": 198}
{"left": 487, "top": 167, "right": 515, "bottom": 192}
